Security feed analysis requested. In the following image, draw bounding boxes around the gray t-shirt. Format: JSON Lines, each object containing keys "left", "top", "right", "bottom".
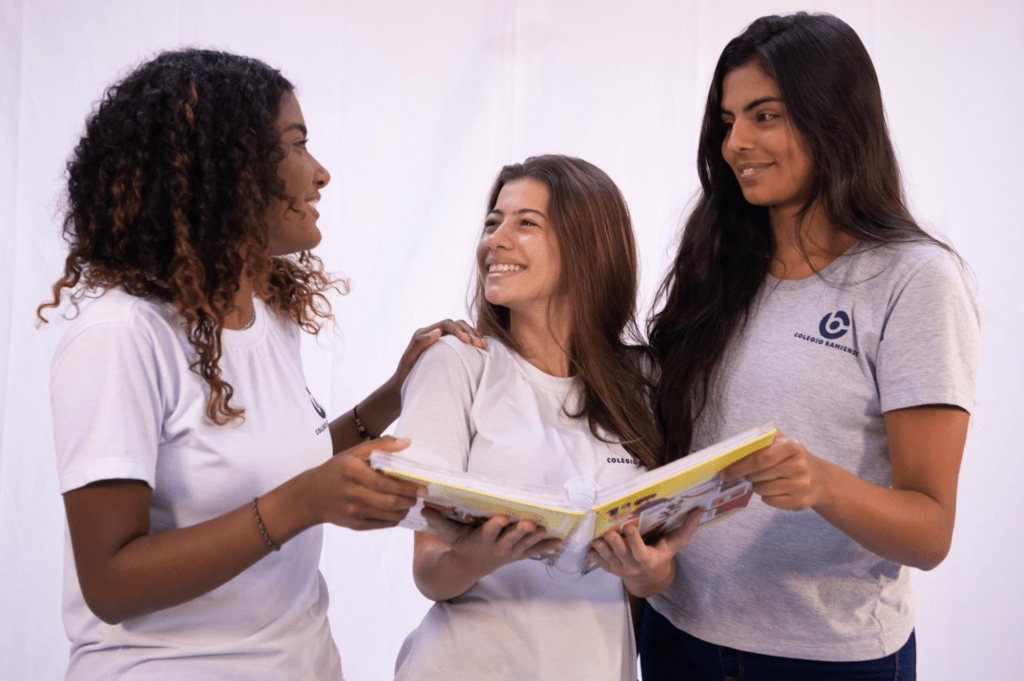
{"left": 650, "top": 240, "right": 979, "bottom": 661}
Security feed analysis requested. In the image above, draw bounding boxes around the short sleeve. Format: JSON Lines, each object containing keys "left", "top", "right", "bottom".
{"left": 393, "top": 338, "right": 483, "bottom": 472}
{"left": 876, "top": 250, "right": 980, "bottom": 414}
{"left": 51, "top": 320, "right": 165, "bottom": 493}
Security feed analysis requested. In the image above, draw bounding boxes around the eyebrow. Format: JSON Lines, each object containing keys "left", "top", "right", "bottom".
{"left": 720, "top": 96, "right": 783, "bottom": 116}
{"left": 487, "top": 208, "right": 548, "bottom": 219}
{"left": 282, "top": 123, "right": 307, "bottom": 136}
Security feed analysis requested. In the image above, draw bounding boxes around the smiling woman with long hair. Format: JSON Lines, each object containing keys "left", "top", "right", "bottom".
{"left": 390, "top": 154, "right": 699, "bottom": 681}
{"left": 642, "top": 13, "right": 979, "bottom": 681}
{"left": 38, "top": 48, "right": 482, "bottom": 679}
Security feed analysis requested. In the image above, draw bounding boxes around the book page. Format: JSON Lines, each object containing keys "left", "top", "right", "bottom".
{"left": 588, "top": 422, "right": 776, "bottom": 539}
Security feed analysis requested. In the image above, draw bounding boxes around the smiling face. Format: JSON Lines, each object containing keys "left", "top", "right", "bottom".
{"left": 720, "top": 60, "right": 814, "bottom": 217}
{"left": 477, "top": 177, "right": 563, "bottom": 318}
{"left": 267, "top": 91, "right": 331, "bottom": 256}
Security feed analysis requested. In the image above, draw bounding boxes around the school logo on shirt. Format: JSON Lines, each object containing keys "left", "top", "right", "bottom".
{"left": 307, "top": 388, "right": 330, "bottom": 436}
{"left": 306, "top": 388, "right": 327, "bottom": 418}
{"left": 792, "top": 310, "right": 859, "bottom": 357}
{"left": 819, "top": 311, "right": 851, "bottom": 339}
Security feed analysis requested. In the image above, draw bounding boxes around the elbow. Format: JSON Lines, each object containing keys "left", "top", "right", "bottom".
{"left": 81, "top": 591, "right": 130, "bottom": 625}
{"left": 903, "top": 533, "right": 953, "bottom": 571}
{"left": 909, "top": 544, "right": 950, "bottom": 572}
{"left": 78, "top": 576, "right": 142, "bottom": 625}
{"left": 413, "top": 572, "right": 460, "bottom": 602}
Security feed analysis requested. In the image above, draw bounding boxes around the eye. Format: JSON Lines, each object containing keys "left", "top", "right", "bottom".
{"left": 295, "top": 138, "right": 308, "bottom": 150}
{"left": 721, "top": 119, "right": 734, "bottom": 131}
{"left": 756, "top": 112, "right": 778, "bottom": 123}
{"left": 483, "top": 218, "right": 499, "bottom": 233}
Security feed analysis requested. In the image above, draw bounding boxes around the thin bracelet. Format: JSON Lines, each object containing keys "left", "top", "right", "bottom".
{"left": 353, "top": 404, "right": 374, "bottom": 441}
{"left": 251, "top": 497, "right": 280, "bottom": 552}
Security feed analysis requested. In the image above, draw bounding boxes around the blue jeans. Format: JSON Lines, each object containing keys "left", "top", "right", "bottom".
{"left": 639, "top": 603, "right": 916, "bottom": 681}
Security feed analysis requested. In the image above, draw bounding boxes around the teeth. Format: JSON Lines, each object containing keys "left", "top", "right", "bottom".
{"left": 741, "top": 168, "right": 755, "bottom": 176}
{"left": 489, "top": 263, "right": 523, "bottom": 273}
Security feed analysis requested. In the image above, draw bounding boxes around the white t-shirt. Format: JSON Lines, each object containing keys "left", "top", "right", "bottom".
{"left": 392, "top": 336, "right": 644, "bottom": 681}
{"left": 650, "top": 241, "right": 980, "bottom": 661}
{"left": 51, "top": 288, "right": 342, "bottom": 680}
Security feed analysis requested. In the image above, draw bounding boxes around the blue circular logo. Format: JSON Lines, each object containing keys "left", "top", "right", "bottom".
{"left": 819, "top": 311, "right": 851, "bottom": 340}
{"left": 306, "top": 388, "right": 327, "bottom": 419}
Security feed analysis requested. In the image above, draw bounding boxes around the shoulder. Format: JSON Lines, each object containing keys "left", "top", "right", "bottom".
{"left": 416, "top": 334, "right": 508, "bottom": 379}
{"left": 402, "top": 336, "right": 516, "bottom": 400}
{"left": 855, "top": 240, "right": 966, "bottom": 282}
{"left": 53, "top": 288, "right": 179, "bottom": 362}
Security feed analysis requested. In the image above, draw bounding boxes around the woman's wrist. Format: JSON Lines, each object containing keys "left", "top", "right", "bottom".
{"left": 623, "top": 559, "right": 675, "bottom": 598}
{"left": 256, "top": 472, "right": 320, "bottom": 547}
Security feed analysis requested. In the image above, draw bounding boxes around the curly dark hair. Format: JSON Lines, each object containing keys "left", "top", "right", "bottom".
{"left": 37, "top": 48, "right": 343, "bottom": 424}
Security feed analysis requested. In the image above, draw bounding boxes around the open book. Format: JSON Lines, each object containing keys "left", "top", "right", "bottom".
{"left": 370, "top": 421, "right": 776, "bottom": 575}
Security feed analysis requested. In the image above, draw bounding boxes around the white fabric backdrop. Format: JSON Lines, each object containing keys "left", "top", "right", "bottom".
{"left": 1, "top": 1, "right": 1021, "bottom": 679}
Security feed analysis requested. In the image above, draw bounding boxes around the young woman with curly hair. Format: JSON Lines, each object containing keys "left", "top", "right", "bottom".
{"left": 39, "top": 48, "right": 481, "bottom": 679}
{"left": 390, "top": 155, "right": 700, "bottom": 681}
{"left": 641, "top": 13, "right": 979, "bottom": 680}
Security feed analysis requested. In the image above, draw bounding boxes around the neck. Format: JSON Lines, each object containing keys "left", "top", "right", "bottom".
{"left": 768, "top": 202, "right": 858, "bottom": 280}
{"left": 508, "top": 301, "right": 572, "bottom": 378}
{"left": 224, "top": 275, "right": 257, "bottom": 330}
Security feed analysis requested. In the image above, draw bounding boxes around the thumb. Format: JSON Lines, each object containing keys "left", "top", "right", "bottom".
{"left": 347, "top": 435, "right": 411, "bottom": 462}
{"left": 663, "top": 509, "right": 702, "bottom": 553}
{"left": 365, "top": 435, "right": 412, "bottom": 457}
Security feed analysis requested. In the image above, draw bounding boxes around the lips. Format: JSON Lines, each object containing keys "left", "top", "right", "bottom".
{"left": 305, "top": 193, "right": 321, "bottom": 217}
{"left": 487, "top": 262, "right": 525, "bottom": 274}
{"left": 735, "top": 162, "right": 774, "bottom": 179}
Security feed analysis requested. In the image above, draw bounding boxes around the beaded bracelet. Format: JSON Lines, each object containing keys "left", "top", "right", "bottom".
{"left": 353, "top": 404, "right": 373, "bottom": 441}
{"left": 251, "top": 497, "right": 280, "bottom": 552}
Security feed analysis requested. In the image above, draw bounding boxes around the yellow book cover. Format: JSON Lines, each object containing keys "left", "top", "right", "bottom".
{"left": 370, "top": 421, "right": 776, "bottom": 574}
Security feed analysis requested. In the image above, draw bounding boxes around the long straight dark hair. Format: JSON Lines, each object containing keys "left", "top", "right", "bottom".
{"left": 649, "top": 13, "right": 948, "bottom": 462}
{"left": 473, "top": 155, "right": 662, "bottom": 470}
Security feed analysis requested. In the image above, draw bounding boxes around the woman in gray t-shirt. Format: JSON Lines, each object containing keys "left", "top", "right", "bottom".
{"left": 644, "top": 12, "right": 979, "bottom": 681}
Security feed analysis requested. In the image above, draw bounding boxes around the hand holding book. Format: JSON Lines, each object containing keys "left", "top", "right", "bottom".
{"left": 371, "top": 421, "right": 777, "bottom": 576}
{"left": 420, "top": 509, "right": 562, "bottom": 571}
{"left": 589, "top": 508, "right": 701, "bottom": 598}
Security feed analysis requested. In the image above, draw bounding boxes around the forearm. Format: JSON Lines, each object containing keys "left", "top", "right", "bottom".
{"left": 813, "top": 462, "right": 954, "bottom": 570}
{"left": 68, "top": 476, "right": 316, "bottom": 624}
{"left": 413, "top": 533, "right": 491, "bottom": 602}
{"left": 329, "top": 379, "right": 402, "bottom": 453}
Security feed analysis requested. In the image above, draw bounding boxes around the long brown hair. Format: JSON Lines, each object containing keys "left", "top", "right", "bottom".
{"left": 648, "top": 13, "right": 951, "bottom": 462}
{"left": 473, "top": 155, "right": 662, "bottom": 469}
{"left": 37, "top": 49, "right": 343, "bottom": 424}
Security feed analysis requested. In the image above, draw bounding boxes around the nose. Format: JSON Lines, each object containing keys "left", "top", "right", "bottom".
{"left": 313, "top": 155, "right": 330, "bottom": 188}
{"left": 487, "top": 218, "right": 514, "bottom": 250}
{"left": 724, "top": 119, "right": 754, "bottom": 154}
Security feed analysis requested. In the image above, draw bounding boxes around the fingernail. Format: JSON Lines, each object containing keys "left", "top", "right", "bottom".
{"left": 395, "top": 437, "right": 411, "bottom": 445}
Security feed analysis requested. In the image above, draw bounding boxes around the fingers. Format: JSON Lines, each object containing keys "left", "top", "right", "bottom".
{"left": 422, "top": 507, "right": 474, "bottom": 545}
{"left": 427, "top": 319, "right": 486, "bottom": 348}
{"left": 722, "top": 434, "right": 801, "bottom": 483}
{"left": 590, "top": 537, "right": 625, "bottom": 576}
{"left": 495, "top": 519, "right": 542, "bottom": 553}
{"left": 346, "top": 435, "right": 412, "bottom": 461}
{"left": 478, "top": 514, "right": 511, "bottom": 543}
{"left": 455, "top": 320, "right": 487, "bottom": 348}
{"left": 661, "top": 509, "right": 702, "bottom": 554}
{"left": 529, "top": 537, "right": 563, "bottom": 558}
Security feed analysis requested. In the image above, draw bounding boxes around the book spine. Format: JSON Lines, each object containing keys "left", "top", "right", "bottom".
{"left": 547, "top": 477, "right": 600, "bottom": 577}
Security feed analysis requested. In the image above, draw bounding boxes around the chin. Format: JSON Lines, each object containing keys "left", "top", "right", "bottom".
{"left": 739, "top": 188, "right": 773, "bottom": 206}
